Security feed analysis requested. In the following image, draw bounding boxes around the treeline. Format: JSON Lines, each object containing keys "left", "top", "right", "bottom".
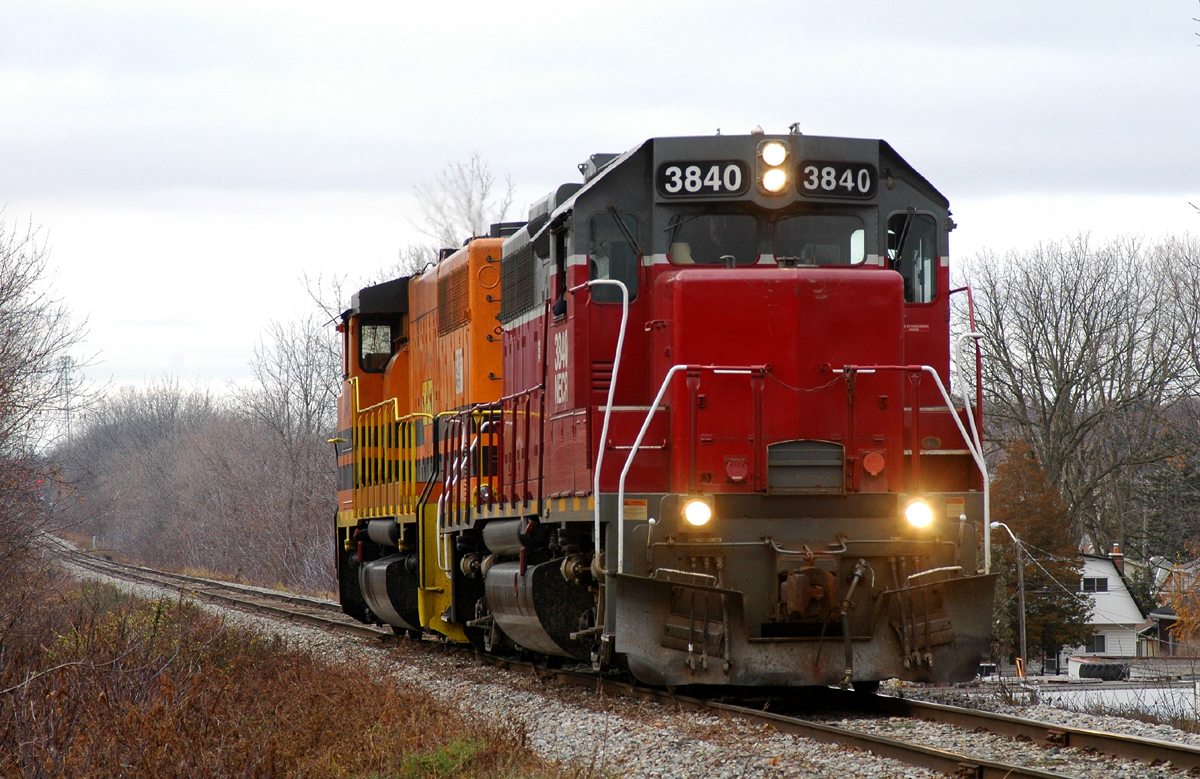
{"left": 49, "top": 157, "right": 514, "bottom": 592}
{"left": 56, "top": 315, "right": 341, "bottom": 593}
{"left": 972, "top": 234, "right": 1200, "bottom": 660}
{"left": 970, "top": 234, "right": 1200, "bottom": 562}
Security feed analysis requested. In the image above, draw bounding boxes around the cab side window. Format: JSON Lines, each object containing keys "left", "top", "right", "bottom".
{"left": 588, "top": 212, "right": 639, "bottom": 303}
{"left": 887, "top": 212, "right": 938, "bottom": 303}
{"left": 359, "top": 318, "right": 395, "bottom": 372}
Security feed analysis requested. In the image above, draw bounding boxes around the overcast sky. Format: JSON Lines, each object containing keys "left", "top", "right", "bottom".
{"left": 2, "top": 0, "right": 1198, "bottom": 387}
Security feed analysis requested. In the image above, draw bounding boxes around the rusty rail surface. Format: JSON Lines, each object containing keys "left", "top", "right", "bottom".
{"left": 869, "top": 693, "right": 1200, "bottom": 773}
{"left": 61, "top": 550, "right": 387, "bottom": 640}
{"left": 63, "top": 548, "right": 1184, "bottom": 779}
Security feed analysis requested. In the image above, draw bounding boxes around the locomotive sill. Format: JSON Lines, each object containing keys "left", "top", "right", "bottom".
{"left": 902, "top": 449, "right": 971, "bottom": 456}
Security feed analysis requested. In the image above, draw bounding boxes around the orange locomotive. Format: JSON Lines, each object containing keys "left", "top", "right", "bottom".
{"left": 334, "top": 232, "right": 510, "bottom": 642}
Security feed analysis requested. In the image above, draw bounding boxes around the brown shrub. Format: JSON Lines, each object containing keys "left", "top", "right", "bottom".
{"left": 0, "top": 583, "right": 562, "bottom": 778}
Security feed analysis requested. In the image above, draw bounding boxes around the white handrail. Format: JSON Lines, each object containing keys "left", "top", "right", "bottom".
{"left": 616, "top": 364, "right": 689, "bottom": 574}
{"left": 834, "top": 363, "right": 992, "bottom": 574}
{"left": 917, "top": 365, "right": 991, "bottom": 574}
{"left": 435, "top": 420, "right": 466, "bottom": 574}
{"left": 954, "top": 333, "right": 989, "bottom": 569}
{"left": 570, "top": 279, "right": 629, "bottom": 570}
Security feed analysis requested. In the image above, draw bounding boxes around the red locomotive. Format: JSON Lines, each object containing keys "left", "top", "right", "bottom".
{"left": 334, "top": 131, "right": 995, "bottom": 689}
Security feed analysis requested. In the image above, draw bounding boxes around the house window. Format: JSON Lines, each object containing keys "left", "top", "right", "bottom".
{"left": 1085, "top": 634, "right": 1106, "bottom": 653}
{"left": 1082, "top": 577, "right": 1108, "bottom": 593}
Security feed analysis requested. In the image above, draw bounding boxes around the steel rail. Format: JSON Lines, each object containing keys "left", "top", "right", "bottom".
{"left": 873, "top": 693, "right": 1200, "bottom": 772}
{"left": 61, "top": 550, "right": 342, "bottom": 613}
{"left": 477, "top": 659, "right": 1071, "bottom": 779}
{"left": 62, "top": 552, "right": 386, "bottom": 640}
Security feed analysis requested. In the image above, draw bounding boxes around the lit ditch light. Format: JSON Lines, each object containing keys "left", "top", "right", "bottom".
{"left": 682, "top": 497, "right": 714, "bottom": 526}
{"left": 904, "top": 497, "right": 934, "bottom": 528}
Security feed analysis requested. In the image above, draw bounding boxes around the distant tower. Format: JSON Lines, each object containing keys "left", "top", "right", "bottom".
{"left": 59, "top": 355, "right": 74, "bottom": 449}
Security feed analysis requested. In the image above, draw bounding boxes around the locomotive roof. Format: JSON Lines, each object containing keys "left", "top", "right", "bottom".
{"left": 547, "top": 134, "right": 948, "bottom": 225}
{"left": 346, "top": 276, "right": 408, "bottom": 318}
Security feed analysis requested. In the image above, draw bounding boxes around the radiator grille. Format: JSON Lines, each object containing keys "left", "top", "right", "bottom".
{"left": 437, "top": 264, "right": 470, "bottom": 335}
{"left": 498, "top": 243, "right": 536, "bottom": 324}
{"left": 767, "top": 440, "right": 845, "bottom": 494}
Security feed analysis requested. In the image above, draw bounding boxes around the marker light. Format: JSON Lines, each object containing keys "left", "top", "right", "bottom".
{"left": 905, "top": 498, "right": 934, "bottom": 528}
{"left": 761, "top": 141, "right": 788, "bottom": 166}
{"left": 762, "top": 168, "right": 788, "bottom": 193}
{"left": 683, "top": 499, "right": 713, "bottom": 526}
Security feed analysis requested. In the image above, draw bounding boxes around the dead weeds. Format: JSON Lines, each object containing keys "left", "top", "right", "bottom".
{"left": 0, "top": 581, "right": 572, "bottom": 778}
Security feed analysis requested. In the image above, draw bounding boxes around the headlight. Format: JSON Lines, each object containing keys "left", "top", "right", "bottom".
{"left": 905, "top": 498, "right": 934, "bottom": 528}
{"left": 762, "top": 168, "right": 788, "bottom": 193}
{"left": 761, "top": 141, "right": 788, "bottom": 167}
{"left": 683, "top": 499, "right": 713, "bottom": 526}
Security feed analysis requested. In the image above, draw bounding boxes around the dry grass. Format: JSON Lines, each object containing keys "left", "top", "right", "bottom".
{"left": 0, "top": 581, "right": 571, "bottom": 778}
{"left": 53, "top": 530, "right": 94, "bottom": 550}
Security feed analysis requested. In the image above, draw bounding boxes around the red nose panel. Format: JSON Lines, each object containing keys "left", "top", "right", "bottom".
{"left": 656, "top": 267, "right": 906, "bottom": 494}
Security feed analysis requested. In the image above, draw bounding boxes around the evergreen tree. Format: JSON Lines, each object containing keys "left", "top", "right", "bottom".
{"left": 990, "top": 441, "right": 1092, "bottom": 662}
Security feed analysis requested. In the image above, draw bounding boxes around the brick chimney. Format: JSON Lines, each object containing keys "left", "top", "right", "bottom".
{"left": 1110, "top": 542, "right": 1124, "bottom": 574}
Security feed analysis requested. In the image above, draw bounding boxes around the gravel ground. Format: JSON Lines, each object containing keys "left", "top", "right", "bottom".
{"left": 829, "top": 715, "right": 1184, "bottom": 779}
{"left": 61, "top": 560, "right": 1196, "bottom": 778}
{"left": 897, "top": 682, "right": 1200, "bottom": 749}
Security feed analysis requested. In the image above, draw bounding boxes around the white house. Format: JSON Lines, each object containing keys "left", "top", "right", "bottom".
{"left": 1068, "top": 550, "right": 1146, "bottom": 658}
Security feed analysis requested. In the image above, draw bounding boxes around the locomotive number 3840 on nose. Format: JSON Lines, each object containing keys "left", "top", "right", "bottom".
{"left": 656, "top": 161, "right": 750, "bottom": 197}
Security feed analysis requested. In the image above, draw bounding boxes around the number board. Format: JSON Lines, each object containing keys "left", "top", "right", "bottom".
{"left": 657, "top": 161, "right": 750, "bottom": 197}
{"left": 798, "top": 161, "right": 877, "bottom": 199}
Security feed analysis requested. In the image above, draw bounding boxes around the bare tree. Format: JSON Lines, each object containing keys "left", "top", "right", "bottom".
{"left": 0, "top": 217, "right": 89, "bottom": 454}
{"left": 966, "top": 235, "right": 1196, "bottom": 548}
{"left": 237, "top": 314, "right": 340, "bottom": 446}
{"left": 411, "top": 152, "right": 514, "bottom": 255}
{"left": 0, "top": 214, "right": 87, "bottom": 639}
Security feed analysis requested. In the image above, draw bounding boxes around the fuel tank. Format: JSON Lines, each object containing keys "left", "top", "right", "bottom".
{"left": 358, "top": 553, "right": 422, "bottom": 632}
{"left": 484, "top": 559, "right": 595, "bottom": 659}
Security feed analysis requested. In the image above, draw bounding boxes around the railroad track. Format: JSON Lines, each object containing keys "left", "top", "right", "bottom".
{"left": 60, "top": 548, "right": 1198, "bottom": 779}
{"left": 60, "top": 548, "right": 387, "bottom": 640}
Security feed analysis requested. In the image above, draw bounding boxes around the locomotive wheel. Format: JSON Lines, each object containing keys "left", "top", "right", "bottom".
{"left": 537, "top": 654, "right": 565, "bottom": 670}
{"left": 852, "top": 680, "right": 881, "bottom": 695}
{"left": 391, "top": 625, "right": 423, "bottom": 641}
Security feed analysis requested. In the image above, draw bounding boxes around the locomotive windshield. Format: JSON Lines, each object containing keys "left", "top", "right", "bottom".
{"left": 774, "top": 214, "right": 865, "bottom": 266}
{"left": 666, "top": 212, "right": 866, "bottom": 267}
{"left": 666, "top": 214, "right": 758, "bottom": 266}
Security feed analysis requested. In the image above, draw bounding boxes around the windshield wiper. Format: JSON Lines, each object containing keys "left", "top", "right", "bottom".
{"left": 891, "top": 206, "right": 916, "bottom": 263}
{"left": 663, "top": 213, "right": 705, "bottom": 245}
{"left": 607, "top": 205, "right": 641, "bottom": 256}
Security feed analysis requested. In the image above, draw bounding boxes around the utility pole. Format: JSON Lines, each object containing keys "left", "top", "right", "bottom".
{"left": 992, "top": 521, "right": 1027, "bottom": 677}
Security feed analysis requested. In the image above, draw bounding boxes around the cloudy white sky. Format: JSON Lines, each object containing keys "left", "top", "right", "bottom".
{"left": 2, "top": 1, "right": 1198, "bottom": 387}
